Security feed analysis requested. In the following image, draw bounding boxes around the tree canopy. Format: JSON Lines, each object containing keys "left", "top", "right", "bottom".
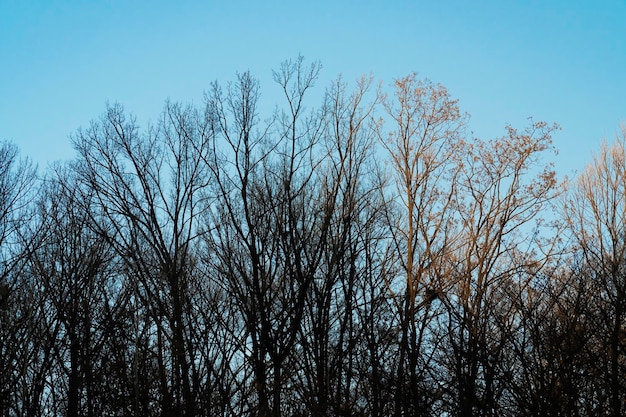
{"left": 1, "top": 60, "right": 624, "bottom": 417}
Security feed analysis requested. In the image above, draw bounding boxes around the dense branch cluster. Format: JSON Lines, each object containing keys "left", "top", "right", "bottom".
{"left": 1, "top": 58, "right": 625, "bottom": 417}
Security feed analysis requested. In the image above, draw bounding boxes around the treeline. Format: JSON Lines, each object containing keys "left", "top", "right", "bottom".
{"left": 1, "top": 58, "right": 625, "bottom": 417}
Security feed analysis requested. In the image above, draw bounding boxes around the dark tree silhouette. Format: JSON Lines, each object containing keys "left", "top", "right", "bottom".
{"left": 3, "top": 60, "right": 625, "bottom": 417}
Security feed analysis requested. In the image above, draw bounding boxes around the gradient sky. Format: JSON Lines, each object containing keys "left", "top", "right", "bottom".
{"left": 1, "top": 1, "right": 625, "bottom": 177}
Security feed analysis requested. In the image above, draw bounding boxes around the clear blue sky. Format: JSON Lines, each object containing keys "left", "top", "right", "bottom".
{"left": 1, "top": 0, "right": 625, "bottom": 177}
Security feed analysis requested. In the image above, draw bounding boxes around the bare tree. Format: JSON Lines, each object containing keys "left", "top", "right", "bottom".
{"left": 204, "top": 57, "right": 337, "bottom": 417}
{"left": 293, "top": 74, "right": 381, "bottom": 416}
{"left": 72, "top": 99, "right": 214, "bottom": 416}
{"left": 378, "top": 73, "right": 465, "bottom": 416}
{"left": 507, "top": 259, "right": 598, "bottom": 416}
{"left": 0, "top": 141, "right": 37, "bottom": 417}
{"left": 6, "top": 61, "right": 612, "bottom": 417}
{"left": 562, "top": 126, "right": 626, "bottom": 417}
{"left": 441, "top": 121, "right": 561, "bottom": 416}
{"left": 24, "top": 165, "right": 117, "bottom": 417}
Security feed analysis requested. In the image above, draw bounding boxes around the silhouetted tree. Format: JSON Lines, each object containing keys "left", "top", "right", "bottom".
{"left": 24, "top": 166, "right": 116, "bottom": 417}
{"left": 72, "top": 99, "right": 215, "bottom": 416}
{"left": 204, "top": 57, "right": 337, "bottom": 417}
{"left": 562, "top": 128, "right": 626, "bottom": 417}
{"left": 7, "top": 60, "right": 625, "bottom": 417}
{"left": 0, "top": 141, "right": 37, "bottom": 417}
{"left": 440, "top": 121, "right": 561, "bottom": 416}
{"left": 294, "top": 75, "right": 380, "bottom": 417}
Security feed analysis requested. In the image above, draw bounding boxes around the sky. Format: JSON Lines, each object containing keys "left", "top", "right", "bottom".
{"left": 1, "top": 0, "right": 625, "bottom": 178}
